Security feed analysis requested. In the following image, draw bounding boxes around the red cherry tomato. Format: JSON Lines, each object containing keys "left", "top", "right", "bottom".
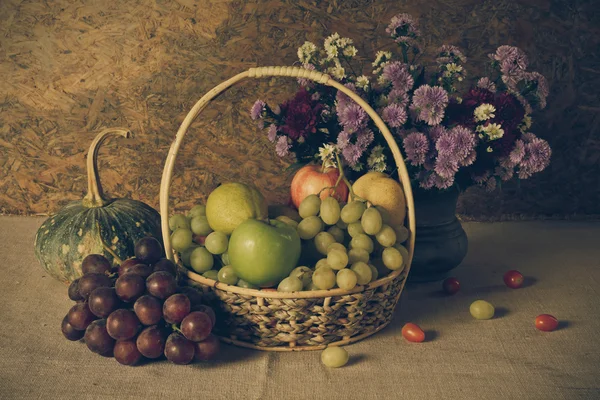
{"left": 442, "top": 277, "right": 460, "bottom": 295}
{"left": 535, "top": 314, "right": 558, "bottom": 332}
{"left": 503, "top": 270, "right": 524, "bottom": 289}
{"left": 402, "top": 323, "right": 425, "bottom": 343}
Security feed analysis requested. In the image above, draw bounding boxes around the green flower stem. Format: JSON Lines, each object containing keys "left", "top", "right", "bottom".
{"left": 96, "top": 222, "right": 123, "bottom": 265}
{"left": 171, "top": 324, "right": 183, "bottom": 334}
{"left": 334, "top": 152, "right": 366, "bottom": 203}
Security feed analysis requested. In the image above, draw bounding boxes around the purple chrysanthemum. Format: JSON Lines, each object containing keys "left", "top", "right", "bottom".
{"left": 434, "top": 152, "right": 459, "bottom": 179}
{"left": 267, "top": 124, "right": 277, "bottom": 142}
{"left": 452, "top": 126, "right": 477, "bottom": 160}
{"left": 490, "top": 45, "right": 528, "bottom": 70}
{"left": 338, "top": 103, "right": 368, "bottom": 132}
{"left": 433, "top": 127, "right": 476, "bottom": 167}
{"left": 337, "top": 130, "right": 351, "bottom": 149}
{"left": 356, "top": 128, "right": 375, "bottom": 148}
{"left": 382, "top": 103, "right": 407, "bottom": 128}
{"left": 336, "top": 82, "right": 358, "bottom": 112}
{"left": 411, "top": 85, "right": 449, "bottom": 126}
{"left": 428, "top": 125, "right": 447, "bottom": 142}
{"left": 297, "top": 63, "right": 316, "bottom": 87}
{"left": 477, "top": 77, "right": 497, "bottom": 93}
{"left": 275, "top": 136, "right": 291, "bottom": 157}
{"left": 382, "top": 62, "right": 414, "bottom": 93}
{"left": 388, "top": 89, "right": 410, "bottom": 108}
{"left": 403, "top": 132, "right": 429, "bottom": 166}
{"left": 436, "top": 45, "right": 467, "bottom": 65}
{"left": 386, "top": 13, "right": 420, "bottom": 46}
{"left": 340, "top": 129, "right": 374, "bottom": 167}
{"left": 509, "top": 139, "right": 526, "bottom": 164}
{"left": 523, "top": 71, "right": 550, "bottom": 110}
{"left": 251, "top": 100, "right": 266, "bottom": 120}
{"left": 518, "top": 135, "right": 551, "bottom": 179}
{"left": 342, "top": 145, "right": 363, "bottom": 166}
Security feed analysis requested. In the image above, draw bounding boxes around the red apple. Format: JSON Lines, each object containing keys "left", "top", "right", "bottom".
{"left": 290, "top": 165, "right": 349, "bottom": 209}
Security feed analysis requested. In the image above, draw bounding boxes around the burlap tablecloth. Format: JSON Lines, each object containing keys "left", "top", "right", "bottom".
{"left": 0, "top": 216, "right": 598, "bottom": 400}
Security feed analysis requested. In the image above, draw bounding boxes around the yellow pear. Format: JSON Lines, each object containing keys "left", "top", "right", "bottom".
{"left": 206, "top": 183, "right": 268, "bottom": 234}
{"left": 352, "top": 172, "right": 407, "bottom": 227}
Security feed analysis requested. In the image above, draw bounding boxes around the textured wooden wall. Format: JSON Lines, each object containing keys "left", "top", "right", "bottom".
{"left": 1, "top": 0, "right": 599, "bottom": 219}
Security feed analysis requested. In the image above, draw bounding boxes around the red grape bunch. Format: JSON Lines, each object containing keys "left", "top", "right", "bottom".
{"left": 61, "top": 236, "right": 220, "bottom": 366}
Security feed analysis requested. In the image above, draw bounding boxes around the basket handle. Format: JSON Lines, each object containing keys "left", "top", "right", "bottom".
{"left": 159, "top": 66, "right": 416, "bottom": 270}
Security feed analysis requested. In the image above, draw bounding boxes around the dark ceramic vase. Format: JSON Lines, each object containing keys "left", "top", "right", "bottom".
{"left": 408, "top": 185, "right": 468, "bottom": 282}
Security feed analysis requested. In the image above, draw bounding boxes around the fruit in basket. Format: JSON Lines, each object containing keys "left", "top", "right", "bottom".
{"left": 352, "top": 171, "right": 406, "bottom": 227}
{"left": 205, "top": 182, "right": 268, "bottom": 235}
{"left": 268, "top": 205, "right": 301, "bottom": 222}
{"left": 290, "top": 164, "right": 349, "bottom": 209}
{"left": 229, "top": 219, "right": 301, "bottom": 287}
{"left": 34, "top": 129, "right": 162, "bottom": 283}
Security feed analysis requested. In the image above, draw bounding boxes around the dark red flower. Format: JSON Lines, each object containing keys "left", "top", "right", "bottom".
{"left": 445, "top": 99, "right": 475, "bottom": 128}
{"left": 279, "top": 88, "right": 323, "bottom": 140}
{"left": 462, "top": 88, "right": 495, "bottom": 109}
{"left": 492, "top": 93, "right": 526, "bottom": 133}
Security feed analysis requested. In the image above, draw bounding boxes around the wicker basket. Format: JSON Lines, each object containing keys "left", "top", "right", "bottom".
{"left": 159, "top": 66, "right": 416, "bottom": 351}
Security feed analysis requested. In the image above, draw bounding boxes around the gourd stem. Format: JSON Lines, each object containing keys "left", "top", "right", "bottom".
{"left": 82, "top": 128, "right": 132, "bottom": 208}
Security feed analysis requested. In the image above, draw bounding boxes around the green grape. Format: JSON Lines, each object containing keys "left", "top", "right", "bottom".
{"left": 347, "top": 222, "right": 365, "bottom": 238}
{"left": 171, "top": 228, "right": 193, "bottom": 252}
{"left": 350, "top": 234, "right": 374, "bottom": 253}
{"left": 237, "top": 279, "right": 259, "bottom": 289}
{"left": 297, "top": 216, "right": 324, "bottom": 240}
{"left": 327, "top": 242, "right": 346, "bottom": 254}
{"left": 374, "top": 205, "right": 391, "bottom": 224}
{"left": 335, "top": 219, "right": 348, "bottom": 229}
{"left": 221, "top": 252, "right": 230, "bottom": 266}
{"left": 320, "top": 197, "right": 341, "bottom": 225}
{"left": 217, "top": 265, "right": 238, "bottom": 285}
{"left": 290, "top": 266, "right": 313, "bottom": 288}
{"left": 336, "top": 269, "right": 357, "bottom": 291}
{"left": 327, "top": 226, "right": 345, "bottom": 243}
{"left": 375, "top": 225, "right": 397, "bottom": 247}
{"left": 368, "top": 264, "right": 379, "bottom": 282}
{"left": 169, "top": 214, "right": 190, "bottom": 231}
{"left": 277, "top": 276, "right": 303, "bottom": 292}
{"left": 299, "top": 194, "right": 321, "bottom": 219}
{"left": 180, "top": 245, "right": 199, "bottom": 266}
{"left": 371, "top": 258, "right": 389, "bottom": 278}
{"left": 315, "top": 258, "right": 329, "bottom": 270}
{"left": 348, "top": 248, "right": 369, "bottom": 264}
{"left": 190, "top": 247, "right": 214, "bottom": 273}
{"left": 393, "top": 243, "right": 409, "bottom": 268}
{"left": 361, "top": 207, "right": 383, "bottom": 235}
{"left": 470, "top": 300, "right": 495, "bottom": 320}
{"left": 276, "top": 215, "right": 299, "bottom": 229}
{"left": 321, "top": 346, "right": 349, "bottom": 368}
{"left": 393, "top": 225, "right": 410, "bottom": 243}
{"left": 306, "top": 281, "right": 320, "bottom": 291}
{"left": 351, "top": 262, "right": 372, "bottom": 285}
{"left": 188, "top": 204, "right": 206, "bottom": 218}
{"left": 190, "top": 216, "right": 213, "bottom": 236}
{"left": 327, "top": 249, "right": 348, "bottom": 270}
{"left": 204, "top": 231, "right": 229, "bottom": 255}
{"left": 314, "top": 232, "right": 337, "bottom": 255}
{"left": 340, "top": 201, "right": 366, "bottom": 224}
{"left": 312, "top": 266, "right": 336, "bottom": 290}
{"left": 202, "top": 269, "right": 219, "bottom": 281}
{"left": 382, "top": 247, "right": 403, "bottom": 271}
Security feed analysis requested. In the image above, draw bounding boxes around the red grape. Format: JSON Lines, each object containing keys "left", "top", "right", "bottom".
{"left": 89, "top": 287, "right": 120, "bottom": 318}
{"left": 181, "top": 311, "right": 213, "bottom": 342}
{"left": 535, "top": 314, "right": 558, "bottom": 332}
{"left": 118, "top": 258, "right": 142, "bottom": 277}
{"left": 68, "top": 278, "right": 84, "bottom": 302}
{"left": 67, "top": 302, "right": 97, "bottom": 331}
{"left": 82, "top": 254, "right": 112, "bottom": 275}
{"left": 114, "top": 339, "right": 143, "bottom": 366}
{"left": 61, "top": 315, "right": 84, "bottom": 341}
{"left": 178, "top": 286, "right": 203, "bottom": 309}
{"left": 136, "top": 325, "right": 167, "bottom": 359}
{"left": 442, "top": 277, "right": 460, "bottom": 295}
{"left": 84, "top": 319, "right": 115, "bottom": 356}
{"left": 153, "top": 258, "right": 177, "bottom": 276}
{"left": 401, "top": 322, "right": 425, "bottom": 343}
{"left": 193, "top": 305, "right": 216, "bottom": 326}
{"left": 107, "top": 309, "right": 141, "bottom": 340}
{"left": 163, "top": 294, "right": 191, "bottom": 324}
{"left": 135, "top": 237, "right": 164, "bottom": 265}
{"left": 134, "top": 295, "right": 163, "bottom": 326}
{"left": 77, "top": 273, "right": 112, "bottom": 300}
{"left": 115, "top": 273, "right": 145, "bottom": 302}
{"left": 194, "top": 334, "right": 220, "bottom": 361}
{"left": 164, "top": 332, "right": 195, "bottom": 365}
{"left": 120, "top": 263, "right": 154, "bottom": 279}
{"left": 503, "top": 270, "right": 524, "bottom": 289}
{"left": 146, "top": 272, "right": 177, "bottom": 300}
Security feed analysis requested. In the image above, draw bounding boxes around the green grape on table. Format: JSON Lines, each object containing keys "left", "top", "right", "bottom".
{"left": 180, "top": 245, "right": 199, "bottom": 267}
{"left": 327, "top": 249, "right": 348, "bottom": 270}
{"left": 350, "top": 234, "right": 374, "bottom": 253}
{"left": 321, "top": 346, "right": 349, "bottom": 368}
{"left": 375, "top": 225, "right": 397, "bottom": 248}
{"left": 171, "top": 228, "right": 193, "bottom": 252}
{"left": 393, "top": 225, "right": 410, "bottom": 243}
{"left": 190, "top": 247, "right": 214, "bottom": 274}
{"left": 347, "top": 222, "right": 364, "bottom": 238}
{"left": 276, "top": 215, "right": 299, "bottom": 229}
{"left": 204, "top": 231, "right": 229, "bottom": 255}
{"left": 169, "top": 214, "right": 190, "bottom": 231}
{"left": 314, "top": 232, "right": 337, "bottom": 255}
{"left": 350, "top": 262, "right": 372, "bottom": 285}
{"left": 299, "top": 194, "right": 321, "bottom": 219}
{"left": 202, "top": 269, "right": 219, "bottom": 281}
{"left": 188, "top": 204, "right": 206, "bottom": 218}
{"left": 217, "top": 265, "right": 239, "bottom": 285}
{"left": 382, "top": 247, "right": 404, "bottom": 271}
{"left": 297, "top": 216, "right": 324, "bottom": 240}
{"left": 312, "top": 265, "right": 336, "bottom": 289}
{"left": 277, "top": 276, "right": 303, "bottom": 292}
{"left": 190, "top": 216, "right": 213, "bottom": 236}
{"left": 361, "top": 207, "right": 383, "bottom": 235}
{"left": 326, "top": 226, "right": 345, "bottom": 243}
{"left": 315, "top": 258, "right": 329, "bottom": 270}
{"left": 289, "top": 266, "right": 313, "bottom": 288}
{"left": 336, "top": 268, "right": 358, "bottom": 291}
{"left": 340, "top": 201, "right": 366, "bottom": 224}
{"left": 327, "top": 242, "right": 346, "bottom": 254}
{"left": 320, "top": 197, "right": 341, "bottom": 225}
{"left": 237, "top": 279, "right": 258, "bottom": 289}
{"left": 368, "top": 264, "right": 379, "bottom": 282}
{"left": 348, "top": 248, "right": 369, "bottom": 264}
{"left": 470, "top": 300, "right": 495, "bottom": 320}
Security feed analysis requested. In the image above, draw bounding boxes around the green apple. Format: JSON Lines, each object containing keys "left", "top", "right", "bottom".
{"left": 229, "top": 219, "right": 301, "bottom": 287}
